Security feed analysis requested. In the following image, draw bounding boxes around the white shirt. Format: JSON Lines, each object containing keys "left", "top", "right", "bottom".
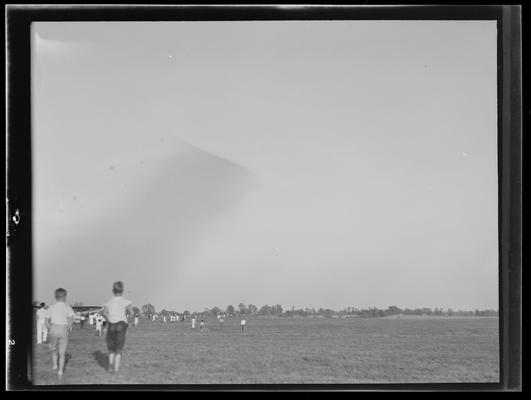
{"left": 104, "top": 296, "right": 132, "bottom": 323}
{"left": 36, "top": 308, "right": 48, "bottom": 322}
{"left": 47, "top": 302, "right": 75, "bottom": 325}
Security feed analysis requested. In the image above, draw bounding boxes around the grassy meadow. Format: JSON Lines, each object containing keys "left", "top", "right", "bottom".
{"left": 31, "top": 316, "right": 499, "bottom": 385}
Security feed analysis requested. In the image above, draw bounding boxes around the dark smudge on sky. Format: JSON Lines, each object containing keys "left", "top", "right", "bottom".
{"left": 38, "top": 142, "right": 255, "bottom": 306}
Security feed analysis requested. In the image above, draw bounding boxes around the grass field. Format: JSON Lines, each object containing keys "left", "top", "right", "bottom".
{"left": 31, "top": 316, "right": 499, "bottom": 385}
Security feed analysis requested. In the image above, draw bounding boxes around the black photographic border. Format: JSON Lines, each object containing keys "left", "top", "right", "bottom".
{"left": 5, "top": 4, "right": 522, "bottom": 392}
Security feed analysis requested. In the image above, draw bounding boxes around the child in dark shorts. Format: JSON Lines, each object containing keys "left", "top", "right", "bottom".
{"left": 106, "top": 321, "right": 128, "bottom": 354}
{"left": 102, "top": 281, "right": 133, "bottom": 373}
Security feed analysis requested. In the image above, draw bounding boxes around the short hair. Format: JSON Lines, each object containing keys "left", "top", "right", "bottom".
{"left": 112, "top": 281, "right": 124, "bottom": 295}
{"left": 55, "top": 288, "right": 67, "bottom": 299}
{"left": 40, "top": 302, "right": 45, "bottom": 308}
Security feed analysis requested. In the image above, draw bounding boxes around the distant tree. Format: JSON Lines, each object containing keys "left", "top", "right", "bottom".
{"left": 226, "top": 305, "right": 235, "bottom": 316}
{"left": 295, "top": 308, "right": 309, "bottom": 317}
{"left": 142, "top": 304, "right": 156, "bottom": 320}
{"left": 258, "top": 305, "right": 272, "bottom": 316}
{"left": 386, "top": 306, "right": 403, "bottom": 315}
{"left": 237, "top": 303, "right": 247, "bottom": 315}
{"left": 160, "top": 309, "right": 169, "bottom": 318}
{"left": 211, "top": 306, "right": 221, "bottom": 317}
{"left": 247, "top": 304, "right": 258, "bottom": 315}
{"left": 271, "top": 304, "right": 283, "bottom": 316}
{"left": 132, "top": 306, "right": 140, "bottom": 317}
{"left": 73, "top": 301, "right": 83, "bottom": 307}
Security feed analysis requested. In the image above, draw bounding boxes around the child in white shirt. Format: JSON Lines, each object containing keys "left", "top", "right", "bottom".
{"left": 46, "top": 288, "right": 75, "bottom": 377}
{"left": 102, "top": 281, "right": 133, "bottom": 373}
{"left": 36, "top": 303, "right": 48, "bottom": 344}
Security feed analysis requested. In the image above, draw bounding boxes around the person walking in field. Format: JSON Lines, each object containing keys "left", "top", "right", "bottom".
{"left": 191, "top": 315, "right": 197, "bottom": 330}
{"left": 36, "top": 302, "right": 48, "bottom": 344}
{"left": 95, "top": 314, "right": 103, "bottom": 336}
{"left": 134, "top": 314, "right": 139, "bottom": 328}
{"left": 102, "top": 281, "right": 134, "bottom": 374}
{"left": 240, "top": 319, "right": 247, "bottom": 332}
{"left": 199, "top": 319, "right": 205, "bottom": 332}
{"left": 45, "top": 288, "right": 75, "bottom": 378}
{"left": 219, "top": 315, "right": 225, "bottom": 329}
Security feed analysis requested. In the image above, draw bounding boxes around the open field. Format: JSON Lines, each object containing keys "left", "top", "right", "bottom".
{"left": 31, "top": 316, "right": 499, "bottom": 385}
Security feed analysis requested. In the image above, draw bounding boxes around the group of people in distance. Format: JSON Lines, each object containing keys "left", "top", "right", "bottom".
{"left": 35, "top": 281, "right": 133, "bottom": 378}
{"left": 189, "top": 313, "right": 246, "bottom": 332}
{"left": 36, "top": 281, "right": 250, "bottom": 379}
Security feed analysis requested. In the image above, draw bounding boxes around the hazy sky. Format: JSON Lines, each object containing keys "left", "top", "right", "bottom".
{"left": 32, "top": 21, "right": 498, "bottom": 312}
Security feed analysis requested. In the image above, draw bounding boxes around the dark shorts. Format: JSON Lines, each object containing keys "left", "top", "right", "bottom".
{"left": 106, "top": 321, "right": 128, "bottom": 353}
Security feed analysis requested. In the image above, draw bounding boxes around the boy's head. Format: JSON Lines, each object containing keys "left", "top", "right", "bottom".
{"left": 112, "top": 281, "right": 124, "bottom": 295}
{"left": 40, "top": 302, "right": 45, "bottom": 308}
{"left": 54, "top": 288, "right": 67, "bottom": 301}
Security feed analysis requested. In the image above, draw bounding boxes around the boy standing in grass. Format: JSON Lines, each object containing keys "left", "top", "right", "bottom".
{"left": 102, "top": 281, "right": 133, "bottom": 373}
{"left": 95, "top": 314, "right": 103, "bottom": 336}
{"left": 45, "top": 288, "right": 75, "bottom": 378}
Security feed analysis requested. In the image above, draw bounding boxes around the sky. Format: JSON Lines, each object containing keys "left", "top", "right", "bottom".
{"left": 31, "top": 21, "right": 499, "bottom": 312}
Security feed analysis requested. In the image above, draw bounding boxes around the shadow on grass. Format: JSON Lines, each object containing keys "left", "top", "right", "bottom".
{"left": 64, "top": 353, "right": 72, "bottom": 371}
{"left": 92, "top": 351, "right": 109, "bottom": 371}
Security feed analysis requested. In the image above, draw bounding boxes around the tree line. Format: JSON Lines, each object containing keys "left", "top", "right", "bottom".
{"left": 32, "top": 300, "right": 498, "bottom": 319}
{"left": 136, "top": 303, "right": 499, "bottom": 319}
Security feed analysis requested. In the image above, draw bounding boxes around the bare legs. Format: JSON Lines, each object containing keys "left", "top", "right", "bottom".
{"left": 114, "top": 354, "right": 121, "bottom": 372}
{"left": 108, "top": 352, "right": 121, "bottom": 372}
{"left": 108, "top": 353, "right": 114, "bottom": 371}
{"left": 58, "top": 350, "right": 66, "bottom": 376}
{"left": 52, "top": 351, "right": 58, "bottom": 370}
{"left": 52, "top": 349, "right": 65, "bottom": 376}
